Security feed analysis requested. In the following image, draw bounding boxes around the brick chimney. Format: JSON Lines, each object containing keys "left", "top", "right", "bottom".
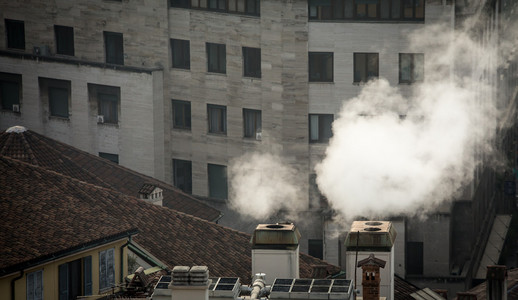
{"left": 486, "top": 265, "right": 507, "bottom": 300}
{"left": 357, "top": 254, "right": 386, "bottom": 300}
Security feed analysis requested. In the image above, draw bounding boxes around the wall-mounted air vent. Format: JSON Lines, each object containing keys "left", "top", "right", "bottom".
{"left": 33, "top": 45, "right": 50, "bottom": 56}
{"left": 97, "top": 115, "right": 105, "bottom": 123}
{"left": 12, "top": 104, "right": 20, "bottom": 113}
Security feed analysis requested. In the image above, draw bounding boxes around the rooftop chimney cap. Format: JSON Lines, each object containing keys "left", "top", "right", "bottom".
{"left": 250, "top": 222, "right": 301, "bottom": 250}
{"left": 345, "top": 221, "right": 397, "bottom": 250}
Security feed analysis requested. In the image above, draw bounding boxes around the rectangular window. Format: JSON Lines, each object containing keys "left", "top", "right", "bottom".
{"left": 243, "top": 109, "right": 261, "bottom": 138}
{"left": 55, "top": 25, "right": 74, "bottom": 56}
{"left": 172, "top": 99, "right": 191, "bottom": 129}
{"left": 173, "top": 159, "right": 192, "bottom": 193}
{"left": 98, "top": 93, "right": 119, "bottom": 124}
{"left": 245, "top": 0, "right": 260, "bottom": 15}
{"left": 243, "top": 47, "right": 261, "bottom": 78}
{"left": 5, "top": 19, "right": 25, "bottom": 50}
{"left": 406, "top": 241, "right": 423, "bottom": 275}
{"left": 99, "top": 152, "right": 119, "bottom": 164}
{"left": 208, "top": 0, "right": 227, "bottom": 10}
{"left": 49, "top": 87, "right": 69, "bottom": 118}
{"left": 354, "top": 53, "right": 379, "bottom": 83}
{"left": 208, "top": 104, "right": 227, "bottom": 134}
{"left": 59, "top": 259, "right": 83, "bottom": 300}
{"left": 308, "top": 239, "right": 324, "bottom": 260}
{"left": 206, "top": 43, "right": 226, "bottom": 74}
{"left": 99, "top": 248, "right": 115, "bottom": 291}
{"left": 208, "top": 163, "right": 228, "bottom": 200}
{"left": 104, "top": 31, "right": 124, "bottom": 65}
{"left": 309, "top": 52, "right": 333, "bottom": 82}
{"left": 27, "top": 270, "right": 43, "bottom": 300}
{"left": 309, "top": 114, "right": 333, "bottom": 143}
{"left": 170, "top": 0, "right": 190, "bottom": 7}
{"left": 399, "top": 53, "right": 424, "bottom": 83}
{"left": 171, "top": 39, "right": 190, "bottom": 69}
{"left": 0, "top": 72, "right": 22, "bottom": 111}
{"left": 309, "top": 0, "right": 423, "bottom": 21}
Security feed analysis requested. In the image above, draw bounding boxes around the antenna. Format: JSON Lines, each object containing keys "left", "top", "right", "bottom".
{"left": 354, "top": 230, "right": 359, "bottom": 293}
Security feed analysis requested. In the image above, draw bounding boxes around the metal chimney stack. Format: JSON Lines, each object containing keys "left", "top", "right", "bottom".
{"left": 250, "top": 222, "right": 301, "bottom": 284}
{"left": 486, "top": 265, "right": 507, "bottom": 300}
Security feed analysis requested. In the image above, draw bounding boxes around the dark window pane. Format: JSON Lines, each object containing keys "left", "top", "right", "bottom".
{"left": 173, "top": 159, "right": 192, "bottom": 193}
{"left": 344, "top": 0, "right": 354, "bottom": 18}
{"left": 171, "top": 39, "right": 190, "bottom": 69}
{"left": 208, "top": 104, "right": 226, "bottom": 134}
{"left": 392, "top": 0, "right": 401, "bottom": 18}
{"left": 309, "top": 114, "right": 333, "bottom": 143}
{"left": 403, "top": 0, "right": 414, "bottom": 18}
{"left": 5, "top": 19, "right": 25, "bottom": 49}
{"left": 367, "top": 53, "right": 379, "bottom": 80}
{"left": 354, "top": 53, "right": 366, "bottom": 82}
{"left": 104, "top": 32, "right": 124, "bottom": 65}
{"left": 172, "top": 99, "right": 191, "bottom": 129}
{"left": 0, "top": 78, "right": 21, "bottom": 110}
{"left": 243, "top": 47, "right": 261, "bottom": 78}
{"left": 49, "top": 87, "right": 69, "bottom": 118}
{"left": 399, "top": 53, "right": 424, "bottom": 83}
{"left": 98, "top": 93, "right": 118, "bottom": 123}
{"left": 309, "top": 52, "right": 333, "bottom": 82}
{"left": 415, "top": 0, "right": 424, "bottom": 18}
{"left": 245, "top": 0, "right": 260, "bottom": 15}
{"left": 208, "top": 164, "right": 228, "bottom": 200}
{"left": 83, "top": 256, "right": 92, "bottom": 296}
{"left": 207, "top": 43, "right": 226, "bottom": 74}
{"left": 308, "top": 239, "right": 324, "bottom": 259}
{"left": 99, "top": 152, "right": 119, "bottom": 164}
{"left": 380, "top": 0, "right": 390, "bottom": 18}
{"left": 55, "top": 25, "right": 74, "bottom": 56}
{"left": 243, "top": 109, "right": 262, "bottom": 138}
{"left": 170, "top": 0, "right": 190, "bottom": 7}
{"left": 406, "top": 242, "right": 423, "bottom": 275}
{"left": 58, "top": 264, "right": 69, "bottom": 300}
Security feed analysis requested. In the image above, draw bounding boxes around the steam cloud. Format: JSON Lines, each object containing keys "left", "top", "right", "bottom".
{"left": 229, "top": 19, "right": 507, "bottom": 221}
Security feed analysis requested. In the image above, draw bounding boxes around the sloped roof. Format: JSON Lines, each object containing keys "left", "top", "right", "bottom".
{"left": 0, "top": 128, "right": 221, "bottom": 221}
{"left": 394, "top": 274, "right": 421, "bottom": 300}
{"left": 0, "top": 155, "right": 340, "bottom": 283}
{"left": 457, "top": 268, "right": 518, "bottom": 300}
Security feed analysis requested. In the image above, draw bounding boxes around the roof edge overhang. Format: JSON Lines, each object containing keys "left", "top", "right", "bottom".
{"left": 0, "top": 228, "right": 138, "bottom": 278}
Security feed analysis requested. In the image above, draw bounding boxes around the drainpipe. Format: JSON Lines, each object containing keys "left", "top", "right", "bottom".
{"left": 120, "top": 235, "right": 133, "bottom": 284}
{"left": 11, "top": 270, "right": 24, "bottom": 300}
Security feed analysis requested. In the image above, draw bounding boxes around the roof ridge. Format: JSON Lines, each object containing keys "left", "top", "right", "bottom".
{"left": 19, "top": 132, "right": 39, "bottom": 165}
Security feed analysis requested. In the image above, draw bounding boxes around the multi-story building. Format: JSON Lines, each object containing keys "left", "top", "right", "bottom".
{"left": 1, "top": 0, "right": 516, "bottom": 296}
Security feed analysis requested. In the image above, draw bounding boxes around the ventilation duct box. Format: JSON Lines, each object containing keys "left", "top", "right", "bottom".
{"left": 344, "top": 221, "right": 396, "bottom": 251}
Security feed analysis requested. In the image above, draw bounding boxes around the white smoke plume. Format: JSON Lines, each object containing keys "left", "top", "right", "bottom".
{"left": 228, "top": 150, "right": 305, "bottom": 220}
{"left": 229, "top": 17, "right": 507, "bottom": 221}
{"left": 316, "top": 23, "right": 499, "bottom": 220}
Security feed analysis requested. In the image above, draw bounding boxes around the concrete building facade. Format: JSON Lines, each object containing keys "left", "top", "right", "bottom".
{"left": 1, "top": 0, "right": 516, "bottom": 297}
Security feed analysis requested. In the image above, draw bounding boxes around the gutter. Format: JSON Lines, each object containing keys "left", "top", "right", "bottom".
{"left": 10, "top": 270, "right": 23, "bottom": 300}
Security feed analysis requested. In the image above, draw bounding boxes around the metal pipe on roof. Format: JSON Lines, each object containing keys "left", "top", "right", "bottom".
{"left": 250, "top": 277, "right": 266, "bottom": 299}
{"left": 10, "top": 270, "right": 23, "bottom": 300}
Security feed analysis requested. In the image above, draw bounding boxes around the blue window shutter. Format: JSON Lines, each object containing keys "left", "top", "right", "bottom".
{"left": 59, "top": 263, "right": 69, "bottom": 300}
{"left": 99, "top": 250, "right": 107, "bottom": 290}
{"left": 83, "top": 256, "right": 92, "bottom": 295}
{"left": 107, "top": 248, "right": 115, "bottom": 287}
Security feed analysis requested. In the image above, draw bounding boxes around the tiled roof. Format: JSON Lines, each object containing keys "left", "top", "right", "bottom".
{"left": 458, "top": 268, "right": 518, "bottom": 300}
{"left": 0, "top": 156, "right": 340, "bottom": 283}
{"left": 0, "top": 129, "right": 221, "bottom": 221}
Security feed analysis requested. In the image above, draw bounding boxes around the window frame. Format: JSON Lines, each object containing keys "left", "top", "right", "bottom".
{"left": 206, "top": 42, "right": 226, "bottom": 74}
{"left": 5, "top": 19, "right": 25, "bottom": 50}
{"left": 353, "top": 52, "right": 379, "bottom": 83}
{"left": 207, "top": 104, "right": 227, "bottom": 134}
{"left": 308, "top": 0, "right": 424, "bottom": 22}
{"left": 172, "top": 99, "right": 191, "bottom": 129}
{"left": 171, "top": 39, "right": 190, "bottom": 70}
{"left": 243, "top": 108, "right": 262, "bottom": 139}
{"left": 309, "top": 114, "right": 334, "bottom": 143}
{"left": 104, "top": 31, "right": 124, "bottom": 65}
{"left": 173, "top": 159, "right": 192, "bottom": 193}
{"left": 243, "top": 47, "right": 261, "bottom": 78}
{"left": 55, "top": 25, "right": 75, "bottom": 56}
{"left": 99, "top": 152, "right": 119, "bottom": 164}
{"left": 0, "top": 72, "right": 22, "bottom": 112}
{"left": 27, "top": 270, "right": 43, "bottom": 300}
{"left": 309, "top": 52, "right": 334, "bottom": 82}
{"left": 399, "top": 53, "right": 424, "bottom": 84}
{"left": 99, "top": 248, "right": 115, "bottom": 291}
{"left": 208, "top": 163, "right": 228, "bottom": 200}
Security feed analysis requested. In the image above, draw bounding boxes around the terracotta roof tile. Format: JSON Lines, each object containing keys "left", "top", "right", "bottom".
{"left": 458, "top": 268, "right": 518, "bottom": 300}
{"left": 0, "top": 129, "right": 221, "bottom": 221}
{"left": 0, "top": 155, "right": 340, "bottom": 283}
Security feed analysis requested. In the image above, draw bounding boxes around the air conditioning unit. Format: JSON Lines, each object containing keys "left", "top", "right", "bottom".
{"left": 97, "top": 115, "right": 105, "bottom": 123}
{"left": 255, "top": 132, "right": 262, "bottom": 141}
{"left": 33, "top": 45, "right": 50, "bottom": 56}
{"left": 12, "top": 104, "right": 20, "bottom": 113}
